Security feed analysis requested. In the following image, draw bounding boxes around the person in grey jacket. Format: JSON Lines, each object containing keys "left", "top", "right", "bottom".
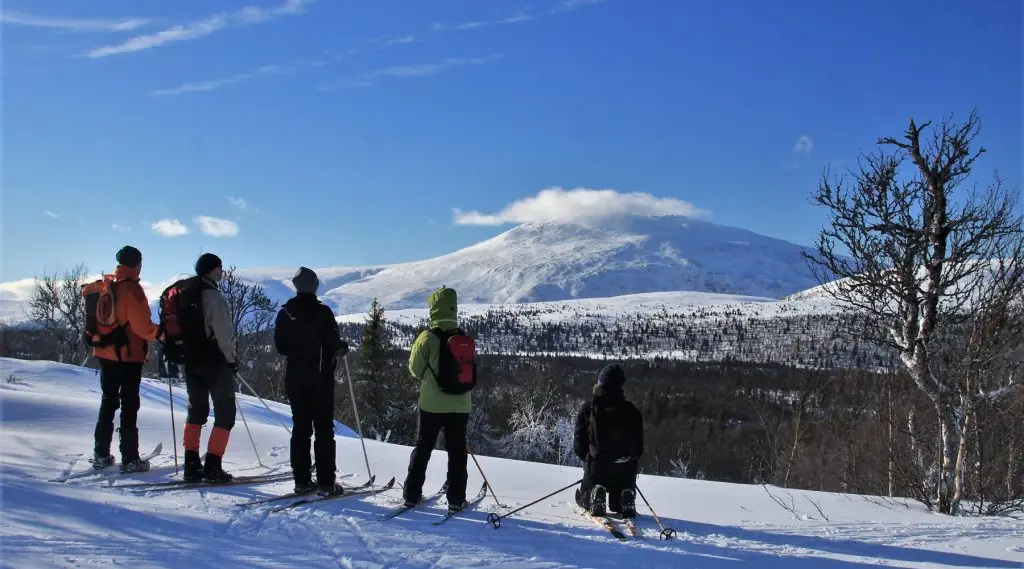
{"left": 181, "top": 253, "right": 238, "bottom": 483}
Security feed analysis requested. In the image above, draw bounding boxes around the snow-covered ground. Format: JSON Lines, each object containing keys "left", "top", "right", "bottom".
{"left": 2, "top": 357, "right": 1021, "bottom": 568}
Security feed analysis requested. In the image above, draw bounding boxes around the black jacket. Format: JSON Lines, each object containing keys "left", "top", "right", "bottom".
{"left": 573, "top": 385, "right": 644, "bottom": 463}
{"left": 273, "top": 294, "right": 346, "bottom": 382}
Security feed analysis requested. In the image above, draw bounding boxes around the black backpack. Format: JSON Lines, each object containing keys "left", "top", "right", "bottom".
{"left": 587, "top": 398, "right": 634, "bottom": 462}
{"left": 158, "top": 276, "right": 209, "bottom": 366}
{"left": 429, "top": 327, "right": 477, "bottom": 395}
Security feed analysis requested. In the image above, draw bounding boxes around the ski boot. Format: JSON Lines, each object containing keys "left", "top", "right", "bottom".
{"left": 91, "top": 453, "right": 115, "bottom": 470}
{"left": 317, "top": 482, "right": 345, "bottom": 497}
{"left": 588, "top": 485, "right": 607, "bottom": 517}
{"left": 119, "top": 457, "right": 151, "bottom": 473}
{"left": 620, "top": 488, "right": 637, "bottom": 519}
{"left": 202, "top": 453, "right": 233, "bottom": 483}
{"left": 294, "top": 480, "right": 317, "bottom": 495}
{"left": 447, "top": 500, "right": 467, "bottom": 514}
{"left": 183, "top": 450, "right": 203, "bottom": 483}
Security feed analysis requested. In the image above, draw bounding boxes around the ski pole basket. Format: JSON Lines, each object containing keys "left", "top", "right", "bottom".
{"left": 636, "top": 485, "right": 676, "bottom": 540}
{"left": 486, "top": 478, "right": 581, "bottom": 529}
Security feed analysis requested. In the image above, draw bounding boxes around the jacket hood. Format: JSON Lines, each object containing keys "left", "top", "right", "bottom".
{"left": 592, "top": 383, "right": 625, "bottom": 401}
{"left": 114, "top": 264, "right": 140, "bottom": 281}
{"left": 428, "top": 286, "right": 458, "bottom": 331}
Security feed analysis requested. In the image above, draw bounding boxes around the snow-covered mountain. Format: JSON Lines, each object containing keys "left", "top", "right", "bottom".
{"left": 249, "top": 214, "right": 826, "bottom": 315}
{"left": 3, "top": 356, "right": 1022, "bottom": 567}
{"left": 0, "top": 215, "right": 828, "bottom": 324}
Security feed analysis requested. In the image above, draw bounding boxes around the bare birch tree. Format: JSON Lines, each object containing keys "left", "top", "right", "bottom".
{"left": 804, "top": 110, "right": 1024, "bottom": 514}
{"left": 28, "top": 264, "right": 90, "bottom": 365}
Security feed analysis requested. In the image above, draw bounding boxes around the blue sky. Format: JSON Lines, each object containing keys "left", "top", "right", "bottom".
{"left": 3, "top": 0, "right": 1021, "bottom": 284}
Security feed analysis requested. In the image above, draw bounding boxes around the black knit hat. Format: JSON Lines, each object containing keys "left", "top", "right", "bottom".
{"left": 195, "top": 253, "right": 223, "bottom": 276}
{"left": 597, "top": 363, "right": 626, "bottom": 389}
{"left": 292, "top": 266, "right": 319, "bottom": 295}
{"left": 116, "top": 245, "right": 142, "bottom": 267}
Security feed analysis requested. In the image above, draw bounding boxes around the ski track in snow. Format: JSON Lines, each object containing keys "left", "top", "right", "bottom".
{"left": 2, "top": 357, "right": 1023, "bottom": 569}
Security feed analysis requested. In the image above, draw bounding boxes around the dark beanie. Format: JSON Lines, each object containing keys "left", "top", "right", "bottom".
{"left": 116, "top": 245, "right": 142, "bottom": 267}
{"left": 292, "top": 266, "right": 319, "bottom": 295}
{"left": 597, "top": 363, "right": 626, "bottom": 389}
{"left": 195, "top": 253, "right": 223, "bottom": 276}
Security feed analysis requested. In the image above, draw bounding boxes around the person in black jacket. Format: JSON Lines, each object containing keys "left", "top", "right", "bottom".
{"left": 573, "top": 363, "right": 644, "bottom": 518}
{"left": 273, "top": 267, "right": 348, "bottom": 496}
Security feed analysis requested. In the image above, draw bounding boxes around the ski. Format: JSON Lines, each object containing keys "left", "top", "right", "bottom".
{"left": 127, "top": 471, "right": 295, "bottom": 493}
{"left": 431, "top": 481, "right": 489, "bottom": 526}
{"left": 268, "top": 476, "right": 396, "bottom": 513}
{"left": 580, "top": 509, "right": 628, "bottom": 540}
{"left": 52, "top": 443, "right": 163, "bottom": 483}
{"left": 235, "top": 473, "right": 367, "bottom": 508}
{"left": 609, "top": 514, "right": 641, "bottom": 538}
{"left": 378, "top": 482, "right": 448, "bottom": 521}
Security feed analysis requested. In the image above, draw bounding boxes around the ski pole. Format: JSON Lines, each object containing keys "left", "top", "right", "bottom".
{"left": 468, "top": 446, "right": 503, "bottom": 507}
{"left": 169, "top": 370, "right": 180, "bottom": 475}
{"left": 234, "top": 372, "right": 292, "bottom": 436}
{"left": 487, "top": 478, "right": 581, "bottom": 529}
{"left": 235, "top": 385, "right": 264, "bottom": 468}
{"left": 343, "top": 355, "right": 373, "bottom": 483}
{"left": 636, "top": 485, "right": 676, "bottom": 540}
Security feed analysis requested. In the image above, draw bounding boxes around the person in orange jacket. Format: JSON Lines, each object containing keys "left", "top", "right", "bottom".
{"left": 90, "top": 245, "right": 162, "bottom": 472}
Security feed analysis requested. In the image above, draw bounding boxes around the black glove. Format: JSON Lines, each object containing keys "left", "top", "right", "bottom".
{"left": 338, "top": 341, "right": 349, "bottom": 356}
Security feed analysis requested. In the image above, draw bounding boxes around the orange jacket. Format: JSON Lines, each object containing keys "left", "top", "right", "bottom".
{"left": 93, "top": 264, "right": 161, "bottom": 363}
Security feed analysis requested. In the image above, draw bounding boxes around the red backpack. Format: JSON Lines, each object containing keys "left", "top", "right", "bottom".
{"left": 430, "top": 327, "right": 477, "bottom": 395}
{"left": 158, "top": 276, "right": 207, "bottom": 365}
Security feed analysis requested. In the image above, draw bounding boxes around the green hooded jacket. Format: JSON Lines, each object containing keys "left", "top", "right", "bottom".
{"left": 408, "top": 286, "right": 471, "bottom": 414}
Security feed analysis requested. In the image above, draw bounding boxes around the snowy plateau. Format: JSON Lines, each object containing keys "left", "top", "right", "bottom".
{"left": 2, "top": 357, "right": 1022, "bottom": 568}
{"left": 0, "top": 215, "right": 833, "bottom": 326}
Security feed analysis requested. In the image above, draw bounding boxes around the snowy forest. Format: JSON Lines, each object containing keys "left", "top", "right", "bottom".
{"left": 2, "top": 111, "right": 1022, "bottom": 517}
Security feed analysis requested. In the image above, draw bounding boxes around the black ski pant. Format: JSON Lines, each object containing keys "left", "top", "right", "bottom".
{"left": 578, "top": 458, "right": 638, "bottom": 513}
{"left": 403, "top": 410, "right": 469, "bottom": 506}
{"left": 286, "top": 377, "right": 336, "bottom": 487}
{"left": 93, "top": 359, "right": 143, "bottom": 461}
{"left": 184, "top": 368, "right": 236, "bottom": 430}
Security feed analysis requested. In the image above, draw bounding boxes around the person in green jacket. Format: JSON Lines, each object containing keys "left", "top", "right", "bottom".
{"left": 402, "top": 285, "right": 472, "bottom": 512}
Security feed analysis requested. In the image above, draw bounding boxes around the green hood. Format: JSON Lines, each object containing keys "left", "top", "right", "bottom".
{"left": 428, "top": 286, "right": 458, "bottom": 331}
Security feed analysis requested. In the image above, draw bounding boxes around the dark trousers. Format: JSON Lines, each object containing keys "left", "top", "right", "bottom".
{"left": 184, "top": 368, "right": 236, "bottom": 430}
{"left": 578, "top": 459, "right": 638, "bottom": 513}
{"left": 94, "top": 359, "right": 144, "bottom": 461}
{"left": 286, "top": 378, "right": 336, "bottom": 486}
{"left": 403, "top": 410, "right": 469, "bottom": 506}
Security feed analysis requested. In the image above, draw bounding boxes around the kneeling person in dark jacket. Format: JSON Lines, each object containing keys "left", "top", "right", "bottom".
{"left": 573, "top": 363, "right": 644, "bottom": 518}
{"left": 274, "top": 267, "right": 349, "bottom": 496}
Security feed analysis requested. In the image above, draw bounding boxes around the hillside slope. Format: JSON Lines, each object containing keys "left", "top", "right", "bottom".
{"left": 1, "top": 357, "right": 1021, "bottom": 568}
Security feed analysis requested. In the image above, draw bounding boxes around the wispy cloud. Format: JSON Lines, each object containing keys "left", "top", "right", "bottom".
{"left": 43, "top": 209, "right": 59, "bottom": 219}
{"left": 82, "top": 0, "right": 318, "bottom": 58}
{"left": 1, "top": 10, "right": 150, "bottom": 32}
{"left": 431, "top": 0, "right": 602, "bottom": 32}
{"left": 793, "top": 135, "right": 814, "bottom": 156}
{"left": 453, "top": 187, "right": 709, "bottom": 226}
{"left": 431, "top": 14, "right": 533, "bottom": 32}
{"left": 194, "top": 216, "right": 239, "bottom": 237}
{"left": 151, "top": 64, "right": 293, "bottom": 97}
{"left": 373, "top": 55, "right": 501, "bottom": 78}
{"left": 373, "top": 35, "right": 418, "bottom": 46}
{"left": 326, "top": 55, "right": 502, "bottom": 90}
{"left": 112, "top": 223, "right": 132, "bottom": 232}
{"left": 226, "top": 196, "right": 258, "bottom": 213}
{"left": 152, "top": 218, "right": 189, "bottom": 236}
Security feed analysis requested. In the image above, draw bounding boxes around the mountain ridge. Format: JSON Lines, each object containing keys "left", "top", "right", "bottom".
{"left": 0, "top": 214, "right": 829, "bottom": 322}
